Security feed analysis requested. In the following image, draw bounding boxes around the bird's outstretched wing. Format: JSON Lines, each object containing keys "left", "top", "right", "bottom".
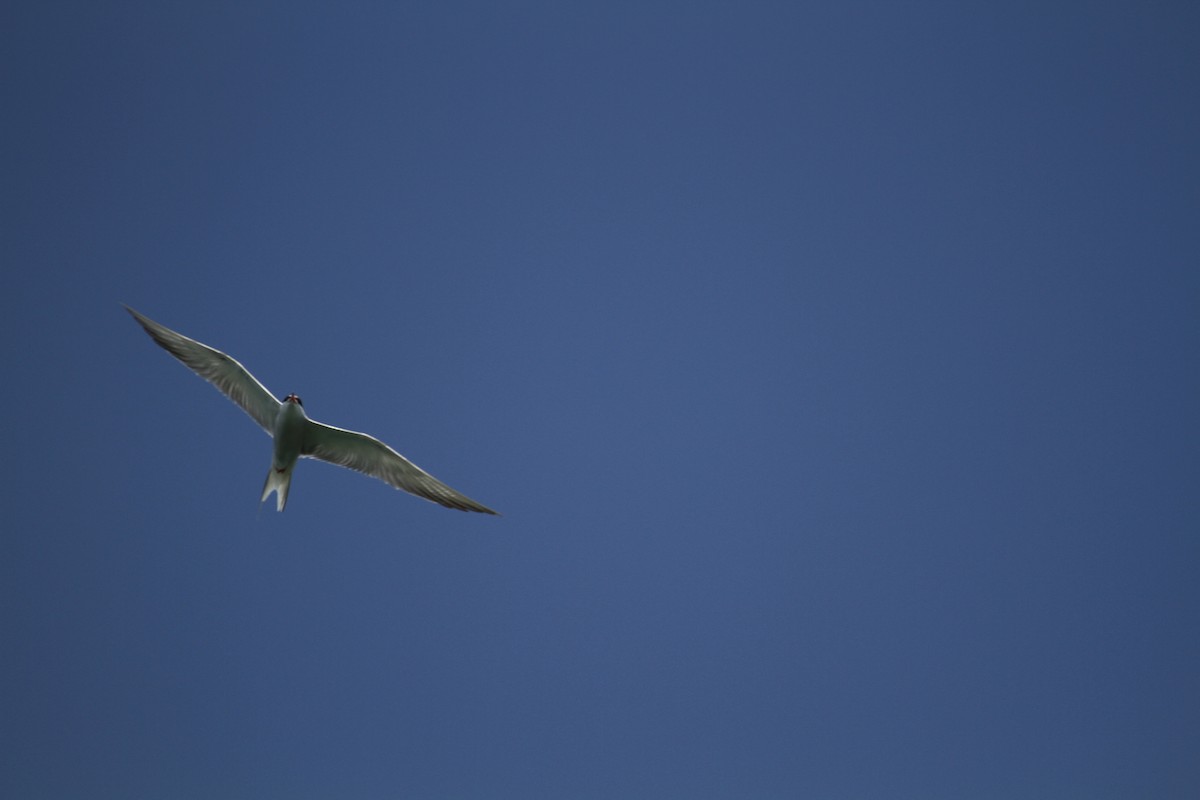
{"left": 125, "top": 306, "right": 282, "bottom": 434}
{"left": 302, "top": 420, "right": 498, "bottom": 514}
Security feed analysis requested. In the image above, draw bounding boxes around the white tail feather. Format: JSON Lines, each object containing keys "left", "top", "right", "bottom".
{"left": 260, "top": 465, "right": 294, "bottom": 512}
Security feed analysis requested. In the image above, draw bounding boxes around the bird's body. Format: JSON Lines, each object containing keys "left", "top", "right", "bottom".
{"left": 125, "top": 306, "right": 497, "bottom": 515}
{"left": 261, "top": 395, "right": 307, "bottom": 512}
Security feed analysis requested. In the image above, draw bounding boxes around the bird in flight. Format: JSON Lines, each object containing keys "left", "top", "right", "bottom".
{"left": 125, "top": 306, "right": 498, "bottom": 515}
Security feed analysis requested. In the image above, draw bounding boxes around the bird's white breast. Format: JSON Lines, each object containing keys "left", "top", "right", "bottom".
{"left": 272, "top": 401, "right": 308, "bottom": 469}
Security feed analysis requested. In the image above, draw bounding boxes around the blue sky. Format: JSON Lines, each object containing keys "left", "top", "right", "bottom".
{"left": 3, "top": 2, "right": 1198, "bottom": 797}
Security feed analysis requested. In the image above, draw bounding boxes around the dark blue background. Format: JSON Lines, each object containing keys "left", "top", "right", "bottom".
{"left": 3, "top": 3, "right": 1197, "bottom": 797}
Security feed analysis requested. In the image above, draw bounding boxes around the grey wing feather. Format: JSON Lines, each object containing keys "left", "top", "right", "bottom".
{"left": 301, "top": 420, "right": 499, "bottom": 514}
{"left": 126, "top": 306, "right": 281, "bottom": 433}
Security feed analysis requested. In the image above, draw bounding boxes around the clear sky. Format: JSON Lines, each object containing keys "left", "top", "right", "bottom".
{"left": 3, "top": 2, "right": 1198, "bottom": 798}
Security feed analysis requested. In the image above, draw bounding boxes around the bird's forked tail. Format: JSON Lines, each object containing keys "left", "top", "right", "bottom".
{"left": 260, "top": 464, "right": 294, "bottom": 512}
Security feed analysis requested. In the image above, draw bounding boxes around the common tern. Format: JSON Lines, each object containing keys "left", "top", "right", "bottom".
{"left": 126, "top": 306, "right": 498, "bottom": 515}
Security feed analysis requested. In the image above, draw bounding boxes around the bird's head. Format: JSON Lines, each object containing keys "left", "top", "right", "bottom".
{"left": 284, "top": 394, "right": 304, "bottom": 407}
